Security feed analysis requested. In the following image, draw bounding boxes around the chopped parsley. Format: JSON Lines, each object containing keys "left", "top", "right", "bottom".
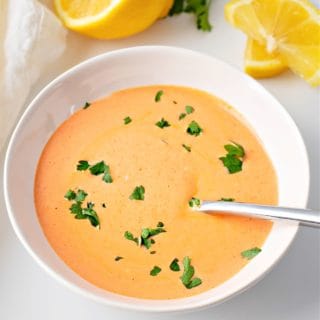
{"left": 219, "top": 142, "right": 245, "bottom": 174}
{"left": 83, "top": 102, "right": 91, "bottom": 109}
{"left": 157, "top": 221, "right": 164, "bottom": 228}
{"left": 187, "top": 120, "right": 202, "bottom": 136}
{"left": 189, "top": 197, "right": 201, "bottom": 208}
{"left": 124, "top": 222, "right": 166, "bottom": 250}
{"left": 77, "top": 160, "right": 90, "bottom": 171}
{"left": 150, "top": 266, "right": 161, "bottom": 276}
{"left": 150, "top": 251, "right": 156, "bottom": 254}
{"left": 182, "top": 144, "right": 191, "bottom": 152}
{"left": 220, "top": 198, "right": 234, "bottom": 202}
{"left": 129, "top": 185, "right": 145, "bottom": 200}
{"left": 155, "top": 90, "right": 164, "bottom": 102}
{"left": 169, "top": 258, "right": 180, "bottom": 272}
{"left": 179, "top": 106, "right": 194, "bottom": 120}
{"left": 124, "top": 116, "right": 132, "bottom": 125}
{"left": 185, "top": 105, "right": 194, "bottom": 114}
{"left": 64, "top": 189, "right": 76, "bottom": 201}
{"left": 156, "top": 118, "right": 170, "bottom": 129}
{"left": 115, "top": 256, "right": 123, "bottom": 261}
{"left": 102, "top": 203, "right": 107, "bottom": 208}
{"left": 241, "top": 247, "right": 262, "bottom": 260}
{"left": 169, "top": 0, "right": 212, "bottom": 32}
{"left": 75, "top": 189, "right": 88, "bottom": 202}
{"left": 76, "top": 160, "right": 113, "bottom": 183}
{"left": 65, "top": 189, "right": 99, "bottom": 228}
{"left": 180, "top": 256, "right": 202, "bottom": 289}
{"left": 89, "top": 161, "right": 107, "bottom": 175}
{"left": 124, "top": 231, "right": 139, "bottom": 245}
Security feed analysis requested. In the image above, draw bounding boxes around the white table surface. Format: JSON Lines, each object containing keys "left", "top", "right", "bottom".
{"left": 1, "top": 1, "right": 319, "bottom": 319}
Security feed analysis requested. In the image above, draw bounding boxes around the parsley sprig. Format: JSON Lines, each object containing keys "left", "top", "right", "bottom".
{"left": 64, "top": 189, "right": 100, "bottom": 228}
{"left": 169, "top": 0, "right": 212, "bottom": 32}
{"left": 219, "top": 142, "right": 245, "bottom": 174}
{"left": 76, "top": 160, "right": 113, "bottom": 183}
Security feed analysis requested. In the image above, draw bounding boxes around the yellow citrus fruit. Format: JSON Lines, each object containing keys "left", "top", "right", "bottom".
{"left": 54, "top": 0, "right": 174, "bottom": 39}
{"left": 225, "top": 0, "right": 320, "bottom": 86}
{"left": 245, "top": 37, "right": 287, "bottom": 78}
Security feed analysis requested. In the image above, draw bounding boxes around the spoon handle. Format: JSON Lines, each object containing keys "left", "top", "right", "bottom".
{"left": 199, "top": 201, "right": 320, "bottom": 228}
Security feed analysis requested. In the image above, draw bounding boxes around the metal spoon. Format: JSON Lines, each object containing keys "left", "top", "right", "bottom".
{"left": 198, "top": 201, "right": 320, "bottom": 228}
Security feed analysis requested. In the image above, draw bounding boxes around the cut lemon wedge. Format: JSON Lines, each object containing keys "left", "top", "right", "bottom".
{"left": 245, "top": 37, "right": 287, "bottom": 78}
{"left": 54, "top": 0, "right": 173, "bottom": 39}
{"left": 225, "top": 0, "right": 320, "bottom": 86}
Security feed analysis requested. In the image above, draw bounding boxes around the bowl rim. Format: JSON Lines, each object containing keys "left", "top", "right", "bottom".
{"left": 3, "top": 45, "right": 310, "bottom": 313}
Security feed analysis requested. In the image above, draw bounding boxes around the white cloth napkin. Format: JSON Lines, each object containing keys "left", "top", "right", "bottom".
{"left": 0, "top": 0, "right": 66, "bottom": 152}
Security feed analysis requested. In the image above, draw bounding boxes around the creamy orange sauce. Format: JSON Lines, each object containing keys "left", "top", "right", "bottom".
{"left": 35, "top": 85, "right": 277, "bottom": 299}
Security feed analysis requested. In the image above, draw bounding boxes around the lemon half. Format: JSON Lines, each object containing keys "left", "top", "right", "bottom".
{"left": 55, "top": 0, "right": 173, "bottom": 39}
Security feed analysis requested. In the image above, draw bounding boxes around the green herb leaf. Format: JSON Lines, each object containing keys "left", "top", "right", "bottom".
{"left": 69, "top": 202, "right": 82, "bottom": 215}
{"left": 220, "top": 142, "right": 245, "bottom": 174}
{"left": 179, "top": 113, "right": 187, "bottom": 120}
{"left": 115, "top": 256, "right": 123, "bottom": 261}
{"left": 155, "top": 90, "right": 164, "bottom": 102}
{"left": 169, "top": 0, "right": 212, "bottom": 31}
{"left": 169, "top": 258, "right": 180, "bottom": 272}
{"left": 180, "top": 256, "right": 202, "bottom": 289}
{"left": 124, "top": 231, "right": 139, "bottom": 245}
{"left": 241, "top": 247, "right": 261, "bottom": 260}
{"left": 220, "top": 198, "right": 234, "bottom": 202}
{"left": 224, "top": 142, "right": 245, "bottom": 157}
{"left": 157, "top": 221, "right": 164, "bottom": 228}
{"left": 150, "top": 266, "right": 162, "bottom": 276}
{"left": 89, "top": 161, "right": 106, "bottom": 175}
{"left": 129, "top": 185, "right": 145, "bottom": 200}
{"left": 169, "top": 0, "right": 184, "bottom": 15}
{"left": 124, "top": 116, "right": 132, "bottom": 125}
{"left": 150, "top": 251, "right": 156, "bottom": 254}
{"left": 187, "top": 120, "right": 202, "bottom": 136}
{"left": 156, "top": 118, "right": 170, "bottom": 129}
{"left": 66, "top": 189, "right": 100, "bottom": 228}
{"left": 88, "top": 161, "right": 113, "bottom": 183}
{"left": 184, "top": 0, "right": 212, "bottom": 31}
{"left": 77, "top": 160, "right": 90, "bottom": 171}
{"left": 102, "top": 165, "right": 113, "bottom": 183}
{"left": 141, "top": 228, "right": 150, "bottom": 239}
{"left": 180, "top": 256, "right": 194, "bottom": 285}
{"left": 185, "top": 277, "right": 202, "bottom": 289}
{"left": 75, "top": 189, "right": 88, "bottom": 202}
{"left": 185, "top": 105, "right": 194, "bottom": 114}
{"left": 219, "top": 154, "right": 243, "bottom": 174}
{"left": 82, "top": 202, "right": 100, "bottom": 227}
{"left": 182, "top": 144, "right": 191, "bottom": 152}
{"left": 83, "top": 102, "right": 91, "bottom": 109}
{"left": 189, "top": 197, "right": 201, "bottom": 208}
{"left": 102, "top": 203, "right": 106, "bottom": 208}
{"left": 64, "top": 189, "right": 76, "bottom": 201}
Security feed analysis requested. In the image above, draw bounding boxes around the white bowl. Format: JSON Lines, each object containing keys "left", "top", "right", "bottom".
{"left": 3, "top": 46, "right": 309, "bottom": 313}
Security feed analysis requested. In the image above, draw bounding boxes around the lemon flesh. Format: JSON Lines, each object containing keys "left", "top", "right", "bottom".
{"left": 225, "top": 0, "right": 320, "bottom": 86}
{"left": 245, "top": 37, "right": 287, "bottom": 78}
{"left": 55, "top": 0, "right": 173, "bottom": 39}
